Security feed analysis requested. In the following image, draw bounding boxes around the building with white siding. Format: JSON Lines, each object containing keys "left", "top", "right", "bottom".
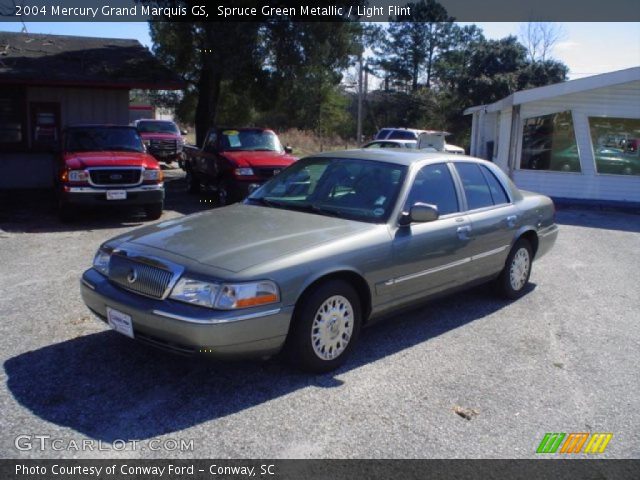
{"left": 0, "top": 32, "right": 183, "bottom": 189}
{"left": 465, "top": 67, "right": 640, "bottom": 204}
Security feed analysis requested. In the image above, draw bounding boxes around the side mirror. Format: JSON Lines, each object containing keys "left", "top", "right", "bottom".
{"left": 398, "top": 203, "right": 439, "bottom": 226}
{"left": 284, "top": 145, "right": 293, "bottom": 154}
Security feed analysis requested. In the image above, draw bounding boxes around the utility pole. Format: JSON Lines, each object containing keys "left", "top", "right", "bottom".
{"left": 356, "top": 51, "right": 363, "bottom": 145}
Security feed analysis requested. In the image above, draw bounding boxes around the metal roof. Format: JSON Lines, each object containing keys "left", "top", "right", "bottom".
{"left": 464, "top": 66, "right": 640, "bottom": 115}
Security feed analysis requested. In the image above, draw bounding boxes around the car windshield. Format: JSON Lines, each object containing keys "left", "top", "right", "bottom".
{"left": 247, "top": 157, "right": 407, "bottom": 223}
{"left": 219, "top": 129, "right": 283, "bottom": 152}
{"left": 136, "top": 121, "right": 180, "bottom": 134}
{"left": 65, "top": 127, "right": 144, "bottom": 153}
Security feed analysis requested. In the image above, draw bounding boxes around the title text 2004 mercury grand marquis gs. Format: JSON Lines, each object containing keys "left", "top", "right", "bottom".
{"left": 81, "top": 150, "right": 558, "bottom": 372}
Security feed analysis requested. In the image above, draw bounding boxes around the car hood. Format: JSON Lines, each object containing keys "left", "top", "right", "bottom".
{"left": 112, "top": 204, "right": 372, "bottom": 273}
{"left": 64, "top": 151, "right": 158, "bottom": 169}
{"left": 221, "top": 150, "right": 297, "bottom": 168}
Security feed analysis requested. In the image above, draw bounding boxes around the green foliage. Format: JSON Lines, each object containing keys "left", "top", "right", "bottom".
{"left": 146, "top": 1, "right": 570, "bottom": 146}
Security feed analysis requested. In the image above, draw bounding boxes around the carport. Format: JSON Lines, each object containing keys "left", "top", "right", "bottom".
{"left": 0, "top": 31, "right": 183, "bottom": 189}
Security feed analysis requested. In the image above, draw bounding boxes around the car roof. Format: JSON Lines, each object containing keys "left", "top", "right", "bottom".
{"left": 310, "top": 148, "right": 487, "bottom": 167}
{"left": 367, "top": 139, "right": 417, "bottom": 144}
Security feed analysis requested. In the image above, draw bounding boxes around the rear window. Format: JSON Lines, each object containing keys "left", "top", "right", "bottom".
{"left": 376, "top": 129, "right": 392, "bottom": 139}
{"left": 454, "top": 163, "right": 494, "bottom": 210}
{"left": 388, "top": 130, "right": 417, "bottom": 140}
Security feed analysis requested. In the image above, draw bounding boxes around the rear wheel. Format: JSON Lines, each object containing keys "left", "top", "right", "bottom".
{"left": 144, "top": 202, "right": 163, "bottom": 220}
{"left": 496, "top": 238, "right": 532, "bottom": 299}
{"left": 286, "top": 280, "right": 362, "bottom": 373}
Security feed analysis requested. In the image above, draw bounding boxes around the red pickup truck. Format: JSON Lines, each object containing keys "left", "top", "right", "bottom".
{"left": 56, "top": 125, "right": 165, "bottom": 221}
{"left": 183, "top": 127, "right": 297, "bottom": 205}
{"left": 134, "top": 119, "right": 186, "bottom": 165}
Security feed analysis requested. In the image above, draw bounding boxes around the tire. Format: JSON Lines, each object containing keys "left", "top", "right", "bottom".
{"left": 185, "top": 167, "right": 200, "bottom": 194}
{"left": 285, "top": 280, "right": 362, "bottom": 373}
{"left": 496, "top": 238, "right": 533, "bottom": 299}
{"left": 58, "top": 201, "right": 75, "bottom": 223}
{"left": 144, "top": 202, "right": 163, "bottom": 220}
{"left": 216, "top": 178, "right": 235, "bottom": 207}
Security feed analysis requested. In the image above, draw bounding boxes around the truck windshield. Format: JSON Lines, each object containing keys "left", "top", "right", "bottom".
{"left": 219, "top": 129, "right": 283, "bottom": 152}
{"left": 65, "top": 127, "right": 145, "bottom": 153}
{"left": 136, "top": 121, "right": 180, "bottom": 134}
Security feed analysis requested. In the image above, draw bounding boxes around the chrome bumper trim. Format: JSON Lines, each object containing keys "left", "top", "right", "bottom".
{"left": 152, "top": 308, "right": 282, "bottom": 325}
{"left": 81, "top": 278, "right": 96, "bottom": 290}
{"left": 67, "top": 184, "right": 164, "bottom": 193}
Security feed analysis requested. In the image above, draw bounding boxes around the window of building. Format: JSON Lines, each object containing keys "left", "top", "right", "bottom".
{"left": 0, "top": 88, "right": 26, "bottom": 149}
{"left": 520, "top": 111, "right": 580, "bottom": 172}
{"left": 588, "top": 116, "right": 640, "bottom": 176}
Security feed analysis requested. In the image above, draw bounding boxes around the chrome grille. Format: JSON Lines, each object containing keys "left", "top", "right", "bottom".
{"left": 89, "top": 168, "right": 141, "bottom": 186}
{"left": 109, "top": 254, "right": 173, "bottom": 299}
{"left": 149, "top": 139, "right": 177, "bottom": 152}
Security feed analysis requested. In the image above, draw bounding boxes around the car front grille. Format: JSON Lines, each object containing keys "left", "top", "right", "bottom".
{"left": 149, "top": 139, "right": 177, "bottom": 152}
{"left": 254, "top": 167, "right": 284, "bottom": 179}
{"left": 109, "top": 254, "right": 174, "bottom": 299}
{"left": 89, "top": 168, "right": 141, "bottom": 186}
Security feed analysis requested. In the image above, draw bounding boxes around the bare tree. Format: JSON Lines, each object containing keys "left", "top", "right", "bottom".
{"left": 519, "top": 22, "right": 566, "bottom": 62}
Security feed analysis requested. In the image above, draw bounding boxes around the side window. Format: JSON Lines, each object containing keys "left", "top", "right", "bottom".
{"left": 479, "top": 166, "right": 510, "bottom": 205}
{"left": 203, "top": 131, "right": 217, "bottom": 152}
{"left": 455, "top": 163, "right": 494, "bottom": 210}
{"left": 405, "top": 163, "right": 459, "bottom": 216}
{"left": 389, "top": 130, "right": 416, "bottom": 140}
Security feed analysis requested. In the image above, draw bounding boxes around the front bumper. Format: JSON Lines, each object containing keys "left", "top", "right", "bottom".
{"left": 61, "top": 184, "right": 164, "bottom": 207}
{"left": 80, "top": 268, "right": 292, "bottom": 359}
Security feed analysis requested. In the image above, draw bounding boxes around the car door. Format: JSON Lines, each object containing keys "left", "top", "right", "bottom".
{"left": 381, "top": 163, "right": 474, "bottom": 306}
{"left": 452, "top": 162, "right": 519, "bottom": 280}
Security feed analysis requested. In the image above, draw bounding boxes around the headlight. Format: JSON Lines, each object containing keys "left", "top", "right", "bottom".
{"left": 215, "top": 281, "right": 279, "bottom": 309}
{"left": 92, "top": 249, "right": 111, "bottom": 276}
{"left": 234, "top": 168, "right": 254, "bottom": 176}
{"left": 169, "top": 278, "right": 279, "bottom": 310}
{"left": 142, "top": 169, "right": 163, "bottom": 182}
{"left": 68, "top": 170, "right": 89, "bottom": 182}
{"left": 170, "top": 277, "right": 220, "bottom": 308}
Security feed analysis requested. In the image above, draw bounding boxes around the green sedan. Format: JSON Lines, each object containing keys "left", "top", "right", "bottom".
{"left": 81, "top": 150, "right": 558, "bottom": 372}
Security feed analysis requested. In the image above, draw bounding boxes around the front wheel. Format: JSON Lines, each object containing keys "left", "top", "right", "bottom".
{"left": 496, "top": 238, "right": 533, "bottom": 299}
{"left": 144, "top": 202, "right": 163, "bottom": 220}
{"left": 285, "top": 280, "right": 362, "bottom": 373}
{"left": 185, "top": 167, "right": 200, "bottom": 194}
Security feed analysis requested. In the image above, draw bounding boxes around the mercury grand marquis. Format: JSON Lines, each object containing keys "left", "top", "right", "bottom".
{"left": 81, "top": 150, "right": 558, "bottom": 372}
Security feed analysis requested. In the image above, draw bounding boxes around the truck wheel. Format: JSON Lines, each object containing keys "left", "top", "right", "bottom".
{"left": 145, "top": 203, "right": 163, "bottom": 220}
{"left": 58, "top": 201, "right": 75, "bottom": 223}
{"left": 285, "top": 280, "right": 362, "bottom": 373}
{"left": 217, "top": 179, "right": 232, "bottom": 206}
{"left": 185, "top": 168, "right": 200, "bottom": 194}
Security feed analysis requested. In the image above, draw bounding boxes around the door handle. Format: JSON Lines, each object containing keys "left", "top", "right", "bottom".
{"left": 506, "top": 215, "right": 518, "bottom": 228}
{"left": 457, "top": 225, "right": 472, "bottom": 240}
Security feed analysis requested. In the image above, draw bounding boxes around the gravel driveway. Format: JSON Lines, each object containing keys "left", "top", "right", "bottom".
{"left": 1, "top": 170, "right": 639, "bottom": 459}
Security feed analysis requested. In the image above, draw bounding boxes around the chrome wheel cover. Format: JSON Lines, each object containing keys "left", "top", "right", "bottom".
{"left": 509, "top": 247, "right": 530, "bottom": 291}
{"left": 311, "top": 295, "right": 354, "bottom": 361}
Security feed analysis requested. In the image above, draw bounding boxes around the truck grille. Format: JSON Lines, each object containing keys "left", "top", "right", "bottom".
{"left": 89, "top": 168, "right": 141, "bottom": 186}
{"left": 254, "top": 167, "right": 284, "bottom": 179}
{"left": 149, "top": 139, "right": 177, "bottom": 153}
{"left": 109, "top": 254, "right": 174, "bottom": 299}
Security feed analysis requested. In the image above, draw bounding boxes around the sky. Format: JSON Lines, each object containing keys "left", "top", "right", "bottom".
{"left": 2, "top": 21, "right": 639, "bottom": 80}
